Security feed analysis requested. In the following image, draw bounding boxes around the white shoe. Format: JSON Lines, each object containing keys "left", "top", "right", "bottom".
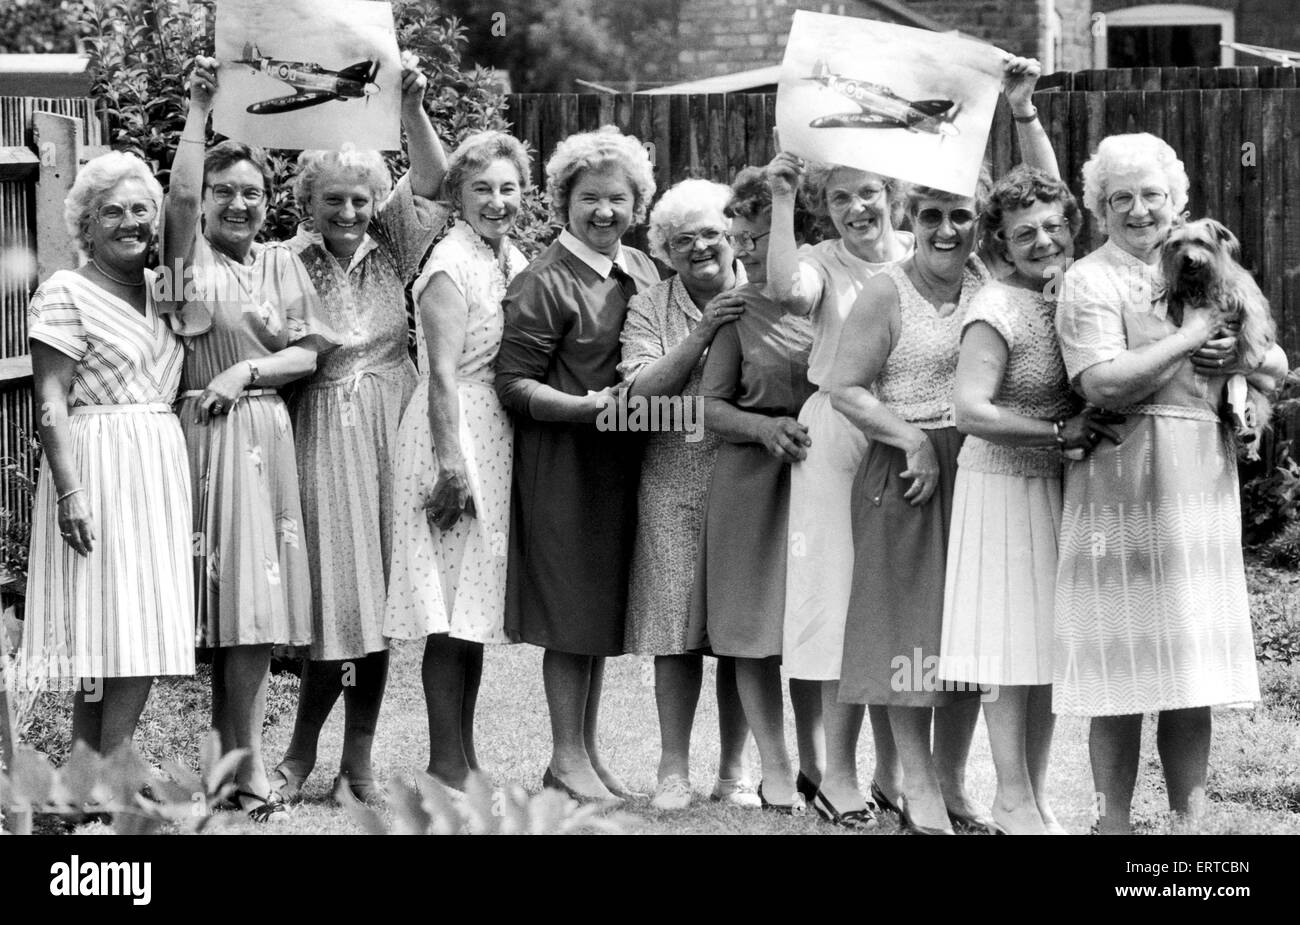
{"left": 651, "top": 775, "right": 693, "bottom": 811}
{"left": 711, "top": 777, "right": 762, "bottom": 809}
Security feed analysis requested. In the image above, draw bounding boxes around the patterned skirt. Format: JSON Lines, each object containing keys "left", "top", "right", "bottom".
{"left": 294, "top": 360, "right": 415, "bottom": 660}
{"left": 384, "top": 378, "right": 513, "bottom": 644}
{"left": 23, "top": 404, "right": 195, "bottom": 679}
{"left": 178, "top": 390, "right": 313, "bottom": 648}
{"left": 1053, "top": 413, "right": 1259, "bottom": 716}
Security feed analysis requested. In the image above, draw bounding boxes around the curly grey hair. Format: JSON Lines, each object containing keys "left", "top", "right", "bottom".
{"left": 63, "top": 151, "right": 163, "bottom": 259}
{"left": 545, "top": 125, "right": 656, "bottom": 225}
{"left": 292, "top": 146, "right": 393, "bottom": 213}
{"left": 646, "top": 178, "right": 733, "bottom": 264}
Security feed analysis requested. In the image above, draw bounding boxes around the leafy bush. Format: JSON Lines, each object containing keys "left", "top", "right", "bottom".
{"left": 339, "top": 769, "right": 639, "bottom": 835}
{"left": 76, "top": 0, "right": 556, "bottom": 253}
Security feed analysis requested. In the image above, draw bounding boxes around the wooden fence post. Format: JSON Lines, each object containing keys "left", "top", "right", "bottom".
{"left": 32, "top": 111, "right": 84, "bottom": 285}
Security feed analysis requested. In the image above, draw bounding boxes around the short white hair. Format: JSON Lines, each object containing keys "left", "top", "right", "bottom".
{"left": 545, "top": 125, "right": 656, "bottom": 225}
{"left": 646, "top": 179, "right": 733, "bottom": 264}
{"left": 292, "top": 146, "right": 393, "bottom": 212}
{"left": 1081, "top": 132, "right": 1189, "bottom": 224}
{"left": 64, "top": 151, "right": 163, "bottom": 259}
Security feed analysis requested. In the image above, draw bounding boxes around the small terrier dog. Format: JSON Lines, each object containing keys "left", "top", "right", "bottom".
{"left": 1161, "top": 218, "right": 1276, "bottom": 461}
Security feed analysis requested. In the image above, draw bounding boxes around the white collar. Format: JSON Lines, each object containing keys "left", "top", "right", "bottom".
{"left": 559, "top": 228, "right": 625, "bottom": 279}
{"left": 291, "top": 223, "right": 379, "bottom": 274}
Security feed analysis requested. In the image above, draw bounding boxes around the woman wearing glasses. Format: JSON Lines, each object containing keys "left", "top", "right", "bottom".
{"left": 162, "top": 58, "right": 337, "bottom": 822}
{"left": 939, "top": 166, "right": 1118, "bottom": 834}
{"left": 1054, "top": 134, "right": 1286, "bottom": 833}
{"left": 618, "top": 178, "right": 755, "bottom": 810}
{"left": 23, "top": 151, "right": 195, "bottom": 762}
{"left": 686, "top": 167, "right": 816, "bottom": 812}
{"left": 769, "top": 57, "right": 1057, "bottom": 828}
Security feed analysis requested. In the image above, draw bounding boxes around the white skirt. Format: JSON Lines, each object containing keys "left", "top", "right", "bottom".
{"left": 22, "top": 404, "right": 195, "bottom": 680}
{"left": 939, "top": 468, "right": 1061, "bottom": 686}
{"left": 782, "top": 390, "right": 868, "bottom": 680}
{"left": 384, "top": 379, "right": 513, "bottom": 644}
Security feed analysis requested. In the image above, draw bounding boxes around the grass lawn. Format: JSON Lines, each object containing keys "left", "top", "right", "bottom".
{"left": 13, "top": 560, "right": 1300, "bottom": 835}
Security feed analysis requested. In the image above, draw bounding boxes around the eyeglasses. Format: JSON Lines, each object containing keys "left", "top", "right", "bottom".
{"left": 828, "top": 184, "right": 887, "bottom": 208}
{"left": 208, "top": 184, "right": 267, "bottom": 205}
{"left": 96, "top": 201, "right": 158, "bottom": 225}
{"left": 915, "top": 207, "right": 978, "bottom": 229}
{"left": 1003, "top": 214, "right": 1069, "bottom": 248}
{"left": 668, "top": 228, "right": 730, "bottom": 254}
{"left": 732, "top": 231, "right": 770, "bottom": 253}
{"left": 1106, "top": 189, "right": 1168, "bottom": 213}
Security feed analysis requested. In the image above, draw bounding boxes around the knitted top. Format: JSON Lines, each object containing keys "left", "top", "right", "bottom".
{"left": 956, "top": 280, "right": 1079, "bottom": 478}
{"left": 874, "top": 257, "right": 990, "bottom": 429}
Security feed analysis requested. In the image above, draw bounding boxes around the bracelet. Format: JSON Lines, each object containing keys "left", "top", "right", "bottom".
{"left": 1013, "top": 106, "right": 1038, "bottom": 123}
{"left": 1052, "top": 420, "right": 1066, "bottom": 446}
{"left": 179, "top": 137, "right": 206, "bottom": 145}
{"left": 57, "top": 487, "right": 84, "bottom": 504}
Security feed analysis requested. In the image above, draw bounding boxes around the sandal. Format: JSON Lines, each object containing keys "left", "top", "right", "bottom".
{"left": 268, "top": 763, "right": 310, "bottom": 803}
{"left": 332, "top": 774, "right": 385, "bottom": 806}
{"left": 234, "top": 789, "right": 288, "bottom": 824}
{"left": 812, "top": 790, "right": 877, "bottom": 830}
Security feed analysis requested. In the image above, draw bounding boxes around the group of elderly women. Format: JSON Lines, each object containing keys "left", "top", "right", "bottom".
{"left": 22, "top": 48, "right": 1284, "bottom": 832}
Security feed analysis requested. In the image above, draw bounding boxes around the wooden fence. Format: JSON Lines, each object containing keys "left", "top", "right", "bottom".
{"left": 507, "top": 67, "right": 1300, "bottom": 358}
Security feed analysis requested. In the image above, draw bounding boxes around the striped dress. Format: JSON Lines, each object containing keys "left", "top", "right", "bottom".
{"left": 23, "top": 270, "right": 195, "bottom": 680}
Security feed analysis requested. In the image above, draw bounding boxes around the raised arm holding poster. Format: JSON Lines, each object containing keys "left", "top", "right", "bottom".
{"left": 775, "top": 10, "right": 1006, "bottom": 196}
{"left": 213, "top": 0, "right": 401, "bottom": 151}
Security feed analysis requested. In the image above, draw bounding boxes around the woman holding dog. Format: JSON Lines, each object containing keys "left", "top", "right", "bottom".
{"left": 1054, "top": 132, "right": 1288, "bottom": 834}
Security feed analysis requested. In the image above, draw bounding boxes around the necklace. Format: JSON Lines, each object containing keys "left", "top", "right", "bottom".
{"left": 91, "top": 258, "right": 145, "bottom": 287}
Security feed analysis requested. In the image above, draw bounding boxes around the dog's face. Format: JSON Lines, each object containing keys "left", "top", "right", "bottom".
{"left": 1161, "top": 218, "right": 1242, "bottom": 297}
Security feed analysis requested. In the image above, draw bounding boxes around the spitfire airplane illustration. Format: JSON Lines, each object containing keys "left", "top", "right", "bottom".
{"left": 804, "top": 60, "right": 960, "bottom": 137}
{"left": 235, "top": 42, "right": 381, "bottom": 115}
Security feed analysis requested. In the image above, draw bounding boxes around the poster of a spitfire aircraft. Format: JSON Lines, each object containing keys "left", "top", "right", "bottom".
{"left": 776, "top": 11, "right": 1007, "bottom": 196}
{"left": 214, "top": 0, "right": 401, "bottom": 151}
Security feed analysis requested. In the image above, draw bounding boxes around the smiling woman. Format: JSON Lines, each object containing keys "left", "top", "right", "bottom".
{"left": 495, "top": 126, "right": 659, "bottom": 803}
{"left": 159, "top": 56, "right": 340, "bottom": 824}
{"left": 22, "top": 151, "right": 195, "bottom": 769}
{"left": 271, "top": 58, "right": 449, "bottom": 806}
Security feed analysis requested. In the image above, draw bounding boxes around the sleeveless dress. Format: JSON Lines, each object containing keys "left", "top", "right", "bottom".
{"left": 838, "top": 259, "right": 990, "bottom": 706}
{"left": 1052, "top": 240, "right": 1259, "bottom": 716}
{"left": 287, "top": 177, "right": 445, "bottom": 659}
{"left": 384, "top": 220, "right": 523, "bottom": 644}
{"left": 939, "top": 281, "right": 1078, "bottom": 686}
{"left": 686, "top": 284, "right": 815, "bottom": 658}
{"left": 172, "top": 234, "right": 337, "bottom": 647}
{"left": 619, "top": 275, "right": 723, "bottom": 656}
{"left": 23, "top": 270, "right": 195, "bottom": 680}
{"left": 783, "top": 234, "right": 914, "bottom": 680}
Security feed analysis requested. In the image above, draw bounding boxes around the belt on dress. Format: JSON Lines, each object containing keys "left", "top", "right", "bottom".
{"left": 304, "top": 359, "right": 412, "bottom": 393}
{"left": 179, "top": 388, "right": 278, "bottom": 399}
{"left": 1113, "top": 402, "right": 1220, "bottom": 424}
{"left": 70, "top": 402, "right": 173, "bottom": 415}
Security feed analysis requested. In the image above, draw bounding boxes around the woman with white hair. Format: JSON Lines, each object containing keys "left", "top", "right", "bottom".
{"left": 618, "top": 177, "right": 754, "bottom": 811}
{"left": 269, "top": 61, "right": 448, "bottom": 804}
{"left": 23, "top": 150, "right": 195, "bottom": 757}
{"left": 1054, "top": 132, "right": 1287, "bottom": 833}
{"left": 496, "top": 126, "right": 659, "bottom": 802}
{"left": 384, "top": 130, "right": 531, "bottom": 793}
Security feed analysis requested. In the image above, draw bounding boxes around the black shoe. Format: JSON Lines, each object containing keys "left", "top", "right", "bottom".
{"left": 795, "top": 770, "right": 819, "bottom": 805}
{"left": 870, "top": 779, "right": 902, "bottom": 818}
{"left": 812, "top": 790, "right": 877, "bottom": 830}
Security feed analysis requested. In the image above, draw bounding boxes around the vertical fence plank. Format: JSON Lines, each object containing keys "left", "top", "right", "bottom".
{"left": 1239, "top": 86, "right": 1264, "bottom": 278}
{"left": 1199, "top": 90, "right": 1224, "bottom": 221}
{"left": 1215, "top": 90, "right": 1242, "bottom": 237}
{"left": 1260, "top": 89, "right": 1286, "bottom": 330}
{"left": 1282, "top": 91, "right": 1300, "bottom": 361}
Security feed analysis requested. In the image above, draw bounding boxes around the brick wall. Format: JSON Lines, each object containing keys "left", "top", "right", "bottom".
{"left": 673, "top": 0, "right": 1051, "bottom": 80}
{"left": 1092, "top": 0, "right": 1300, "bottom": 63}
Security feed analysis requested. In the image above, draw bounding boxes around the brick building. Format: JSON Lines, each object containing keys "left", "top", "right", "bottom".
{"left": 666, "top": 0, "right": 1300, "bottom": 88}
